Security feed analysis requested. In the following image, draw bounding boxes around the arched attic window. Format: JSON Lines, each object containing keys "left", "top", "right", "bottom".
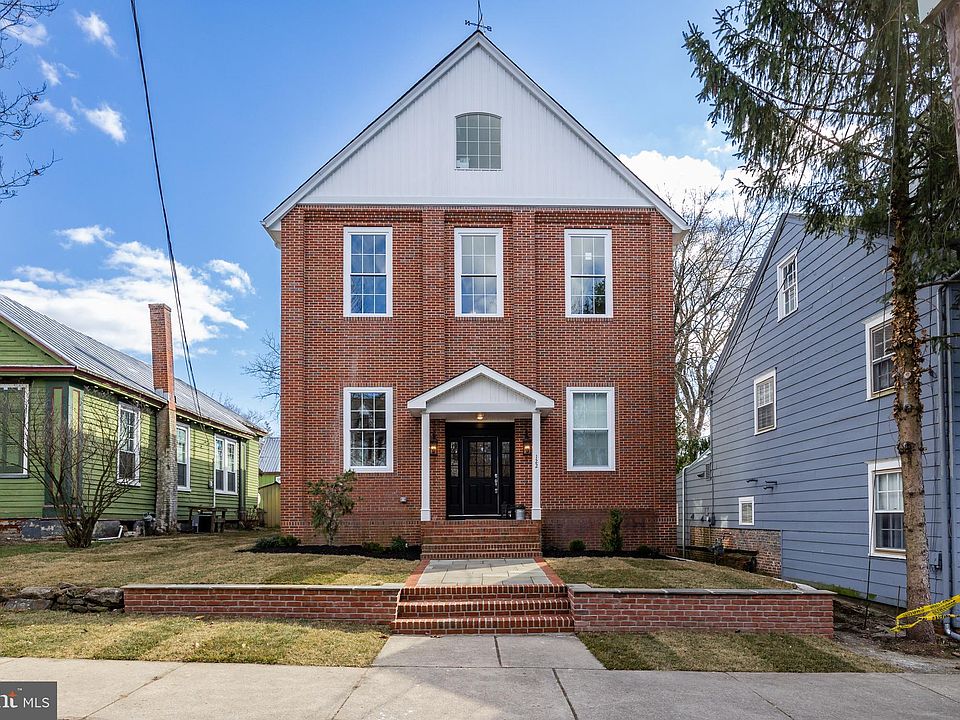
{"left": 456, "top": 113, "right": 501, "bottom": 170}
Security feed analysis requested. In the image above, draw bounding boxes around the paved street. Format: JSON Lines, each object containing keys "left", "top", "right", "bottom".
{"left": 2, "top": 636, "right": 958, "bottom": 719}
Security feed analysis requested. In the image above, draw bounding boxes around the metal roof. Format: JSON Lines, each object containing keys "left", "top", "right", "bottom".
{"left": 259, "top": 435, "right": 280, "bottom": 473}
{"left": 0, "top": 293, "right": 267, "bottom": 438}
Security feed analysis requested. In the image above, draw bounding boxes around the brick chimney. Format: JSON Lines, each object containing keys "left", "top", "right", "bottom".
{"left": 149, "top": 303, "right": 178, "bottom": 533}
{"left": 149, "top": 303, "right": 176, "bottom": 398}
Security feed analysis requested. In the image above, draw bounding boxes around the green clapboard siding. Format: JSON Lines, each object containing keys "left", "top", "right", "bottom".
{"left": 0, "top": 321, "right": 59, "bottom": 366}
{"left": 245, "top": 439, "right": 260, "bottom": 509}
{"left": 0, "top": 377, "right": 56, "bottom": 518}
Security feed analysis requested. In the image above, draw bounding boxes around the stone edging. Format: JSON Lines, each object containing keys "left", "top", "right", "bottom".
{"left": 1, "top": 584, "right": 124, "bottom": 613}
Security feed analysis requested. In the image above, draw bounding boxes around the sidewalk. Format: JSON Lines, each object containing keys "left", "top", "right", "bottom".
{"left": 2, "top": 635, "right": 959, "bottom": 719}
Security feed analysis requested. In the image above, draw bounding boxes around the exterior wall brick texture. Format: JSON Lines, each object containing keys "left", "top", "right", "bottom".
{"left": 690, "top": 526, "right": 783, "bottom": 576}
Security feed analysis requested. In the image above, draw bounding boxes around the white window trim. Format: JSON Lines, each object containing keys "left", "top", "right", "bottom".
{"left": 117, "top": 403, "right": 141, "bottom": 486}
{"left": 867, "top": 458, "right": 906, "bottom": 559}
{"left": 564, "top": 229, "right": 613, "bottom": 319}
{"left": 776, "top": 249, "right": 799, "bottom": 321}
{"left": 214, "top": 434, "right": 239, "bottom": 495}
{"left": 176, "top": 423, "right": 191, "bottom": 492}
{"left": 753, "top": 369, "right": 777, "bottom": 435}
{"left": 565, "top": 386, "right": 616, "bottom": 471}
{"left": 864, "top": 309, "right": 895, "bottom": 400}
{"left": 343, "top": 387, "right": 394, "bottom": 473}
{"left": 0, "top": 383, "right": 29, "bottom": 478}
{"left": 454, "top": 228, "right": 504, "bottom": 318}
{"left": 738, "top": 496, "right": 755, "bottom": 526}
{"left": 342, "top": 227, "right": 393, "bottom": 317}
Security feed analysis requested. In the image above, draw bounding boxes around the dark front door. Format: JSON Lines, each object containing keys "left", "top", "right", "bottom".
{"left": 446, "top": 423, "right": 514, "bottom": 517}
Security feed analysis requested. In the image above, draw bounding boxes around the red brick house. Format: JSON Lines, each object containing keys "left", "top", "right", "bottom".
{"left": 263, "top": 32, "right": 685, "bottom": 555}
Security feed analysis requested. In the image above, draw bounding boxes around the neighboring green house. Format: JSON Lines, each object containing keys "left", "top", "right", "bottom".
{"left": 0, "top": 294, "right": 268, "bottom": 539}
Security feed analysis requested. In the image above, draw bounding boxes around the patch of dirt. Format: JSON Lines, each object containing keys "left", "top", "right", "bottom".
{"left": 244, "top": 544, "right": 422, "bottom": 561}
{"left": 833, "top": 596, "right": 960, "bottom": 672}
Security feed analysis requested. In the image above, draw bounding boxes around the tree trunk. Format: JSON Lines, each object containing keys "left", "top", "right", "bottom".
{"left": 889, "top": 238, "right": 936, "bottom": 643}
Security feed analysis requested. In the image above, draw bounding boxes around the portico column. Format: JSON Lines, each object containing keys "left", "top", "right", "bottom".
{"left": 531, "top": 410, "right": 541, "bottom": 520}
{"left": 420, "top": 413, "right": 431, "bottom": 521}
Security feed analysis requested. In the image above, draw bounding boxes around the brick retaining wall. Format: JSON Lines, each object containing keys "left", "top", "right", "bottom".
{"left": 123, "top": 584, "right": 401, "bottom": 623}
{"left": 568, "top": 585, "right": 834, "bottom": 636}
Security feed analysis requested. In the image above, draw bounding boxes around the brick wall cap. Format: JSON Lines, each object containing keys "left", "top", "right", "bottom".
{"left": 122, "top": 583, "right": 405, "bottom": 591}
{"left": 567, "top": 586, "right": 834, "bottom": 597}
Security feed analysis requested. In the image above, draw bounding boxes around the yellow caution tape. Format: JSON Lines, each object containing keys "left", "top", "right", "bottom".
{"left": 890, "top": 594, "right": 960, "bottom": 633}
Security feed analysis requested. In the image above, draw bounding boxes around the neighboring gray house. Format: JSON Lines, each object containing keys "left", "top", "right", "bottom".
{"left": 678, "top": 214, "right": 958, "bottom": 622}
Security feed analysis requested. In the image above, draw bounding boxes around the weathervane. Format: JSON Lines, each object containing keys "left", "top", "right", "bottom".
{"left": 465, "top": 0, "right": 492, "bottom": 32}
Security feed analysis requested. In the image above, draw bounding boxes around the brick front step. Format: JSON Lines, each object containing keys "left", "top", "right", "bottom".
{"left": 400, "top": 584, "right": 567, "bottom": 600}
{"left": 397, "top": 598, "right": 571, "bottom": 617}
{"left": 421, "top": 544, "right": 541, "bottom": 560}
{"left": 393, "top": 614, "right": 575, "bottom": 635}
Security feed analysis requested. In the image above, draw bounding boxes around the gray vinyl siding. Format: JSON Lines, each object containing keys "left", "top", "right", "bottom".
{"left": 687, "top": 215, "right": 955, "bottom": 608}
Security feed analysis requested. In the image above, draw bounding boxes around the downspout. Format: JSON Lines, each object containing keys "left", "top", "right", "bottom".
{"left": 681, "top": 463, "right": 687, "bottom": 558}
{"left": 940, "top": 283, "right": 960, "bottom": 640}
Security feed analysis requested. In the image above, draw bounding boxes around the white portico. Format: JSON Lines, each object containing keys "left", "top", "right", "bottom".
{"left": 407, "top": 365, "right": 555, "bottom": 521}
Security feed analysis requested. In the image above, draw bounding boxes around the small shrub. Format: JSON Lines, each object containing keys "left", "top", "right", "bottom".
{"left": 600, "top": 509, "right": 624, "bottom": 553}
{"left": 635, "top": 544, "right": 657, "bottom": 558}
{"left": 254, "top": 534, "right": 301, "bottom": 550}
{"left": 568, "top": 539, "right": 586, "bottom": 553}
{"left": 361, "top": 541, "right": 385, "bottom": 554}
{"left": 307, "top": 470, "right": 357, "bottom": 544}
{"left": 390, "top": 535, "right": 408, "bottom": 552}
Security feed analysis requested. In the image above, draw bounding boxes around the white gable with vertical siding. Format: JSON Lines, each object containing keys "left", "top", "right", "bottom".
{"left": 263, "top": 32, "right": 685, "bottom": 244}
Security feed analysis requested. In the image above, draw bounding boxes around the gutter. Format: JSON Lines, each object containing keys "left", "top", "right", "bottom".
{"left": 940, "top": 283, "right": 960, "bottom": 640}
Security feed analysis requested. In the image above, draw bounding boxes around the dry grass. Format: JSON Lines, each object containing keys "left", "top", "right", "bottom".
{"left": 579, "top": 632, "right": 895, "bottom": 672}
{"left": 0, "top": 532, "right": 417, "bottom": 588}
{"left": 0, "top": 612, "right": 388, "bottom": 666}
{"left": 547, "top": 557, "right": 791, "bottom": 589}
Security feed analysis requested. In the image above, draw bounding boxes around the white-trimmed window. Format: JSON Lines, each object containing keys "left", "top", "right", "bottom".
{"left": 456, "top": 112, "right": 501, "bottom": 170}
{"left": 864, "top": 311, "right": 894, "bottom": 398}
{"left": 214, "top": 436, "right": 238, "bottom": 494}
{"left": 176, "top": 424, "right": 190, "bottom": 491}
{"left": 739, "top": 496, "right": 755, "bottom": 526}
{"left": 868, "top": 459, "right": 905, "bottom": 556}
{"left": 777, "top": 250, "right": 798, "bottom": 320}
{"left": 753, "top": 370, "right": 776, "bottom": 434}
{"left": 117, "top": 403, "right": 141, "bottom": 485}
{"left": 565, "top": 229, "right": 613, "bottom": 318}
{"left": 343, "top": 387, "right": 394, "bottom": 472}
{"left": 343, "top": 227, "right": 392, "bottom": 316}
{"left": 0, "top": 384, "right": 28, "bottom": 477}
{"left": 455, "top": 228, "right": 503, "bottom": 317}
{"left": 566, "top": 387, "right": 615, "bottom": 471}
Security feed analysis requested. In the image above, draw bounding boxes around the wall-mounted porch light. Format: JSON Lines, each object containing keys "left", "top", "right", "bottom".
{"left": 476, "top": 412, "right": 485, "bottom": 421}
{"left": 522, "top": 429, "right": 532, "bottom": 456}
{"left": 429, "top": 432, "right": 439, "bottom": 456}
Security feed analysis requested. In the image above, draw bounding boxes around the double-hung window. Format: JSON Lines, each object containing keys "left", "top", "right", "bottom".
{"left": 215, "top": 436, "right": 238, "bottom": 494}
{"left": 117, "top": 403, "right": 141, "bottom": 485}
{"left": 565, "top": 229, "right": 613, "bottom": 317}
{"left": 566, "top": 387, "right": 615, "bottom": 471}
{"left": 777, "top": 250, "right": 799, "bottom": 320}
{"left": 868, "top": 460, "right": 904, "bottom": 555}
{"left": 739, "top": 496, "right": 755, "bottom": 526}
{"left": 754, "top": 370, "right": 776, "bottom": 434}
{"left": 0, "top": 384, "right": 28, "bottom": 476}
{"left": 864, "top": 311, "right": 894, "bottom": 398}
{"left": 343, "top": 227, "right": 392, "bottom": 316}
{"left": 343, "top": 387, "right": 394, "bottom": 472}
{"left": 455, "top": 228, "right": 503, "bottom": 317}
{"left": 176, "top": 424, "right": 190, "bottom": 491}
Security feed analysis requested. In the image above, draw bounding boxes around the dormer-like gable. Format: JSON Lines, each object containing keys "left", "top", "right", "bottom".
{"left": 263, "top": 32, "right": 686, "bottom": 245}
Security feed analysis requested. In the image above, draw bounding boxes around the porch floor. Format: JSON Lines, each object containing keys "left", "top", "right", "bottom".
{"left": 415, "top": 558, "right": 554, "bottom": 586}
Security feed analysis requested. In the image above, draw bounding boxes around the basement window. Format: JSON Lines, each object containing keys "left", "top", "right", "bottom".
{"left": 456, "top": 113, "right": 501, "bottom": 169}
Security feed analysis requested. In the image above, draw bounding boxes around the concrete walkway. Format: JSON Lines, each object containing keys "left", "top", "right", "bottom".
{"left": 2, "top": 641, "right": 959, "bottom": 719}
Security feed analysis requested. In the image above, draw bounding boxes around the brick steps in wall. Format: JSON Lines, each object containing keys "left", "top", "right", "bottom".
{"left": 393, "top": 584, "right": 573, "bottom": 635}
{"left": 420, "top": 519, "right": 543, "bottom": 559}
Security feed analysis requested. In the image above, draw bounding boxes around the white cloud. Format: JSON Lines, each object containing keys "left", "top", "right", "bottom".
{"left": 56, "top": 224, "right": 113, "bottom": 247}
{"left": 5, "top": 18, "right": 49, "bottom": 46}
{"left": 35, "top": 99, "right": 76, "bottom": 132}
{"left": 38, "top": 59, "right": 78, "bottom": 86}
{"left": 0, "top": 241, "right": 251, "bottom": 357}
{"left": 74, "top": 11, "right": 116, "bottom": 53}
{"left": 208, "top": 259, "right": 255, "bottom": 295}
{"left": 71, "top": 98, "right": 125, "bottom": 142}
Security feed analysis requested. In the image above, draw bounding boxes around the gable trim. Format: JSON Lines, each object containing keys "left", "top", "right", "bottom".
{"left": 262, "top": 32, "right": 687, "bottom": 246}
{"left": 407, "top": 363, "right": 555, "bottom": 414}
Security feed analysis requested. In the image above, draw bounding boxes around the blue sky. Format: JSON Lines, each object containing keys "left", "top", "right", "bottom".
{"left": 1, "top": 1, "right": 738, "bottom": 426}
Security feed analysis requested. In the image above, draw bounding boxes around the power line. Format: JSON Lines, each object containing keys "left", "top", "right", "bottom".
{"left": 129, "top": 0, "right": 203, "bottom": 419}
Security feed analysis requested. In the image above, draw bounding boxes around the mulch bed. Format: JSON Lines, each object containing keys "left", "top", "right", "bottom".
{"left": 245, "top": 544, "right": 422, "bottom": 561}
{"left": 542, "top": 547, "right": 665, "bottom": 559}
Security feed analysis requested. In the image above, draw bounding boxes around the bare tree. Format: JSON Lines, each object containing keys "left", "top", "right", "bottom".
{"left": 674, "top": 187, "right": 774, "bottom": 467}
{"left": 242, "top": 331, "right": 280, "bottom": 415}
{"left": 215, "top": 392, "right": 273, "bottom": 434}
{"left": 0, "top": 388, "right": 151, "bottom": 548}
{"left": 0, "top": 1, "right": 60, "bottom": 201}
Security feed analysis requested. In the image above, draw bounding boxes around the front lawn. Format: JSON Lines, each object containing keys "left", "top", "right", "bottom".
{"left": 580, "top": 632, "right": 894, "bottom": 672}
{"left": 0, "top": 612, "right": 387, "bottom": 666}
{"left": 0, "top": 532, "right": 417, "bottom": 588}
{"left": 547, "top": 557, "right": 791, "bottom": 589}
